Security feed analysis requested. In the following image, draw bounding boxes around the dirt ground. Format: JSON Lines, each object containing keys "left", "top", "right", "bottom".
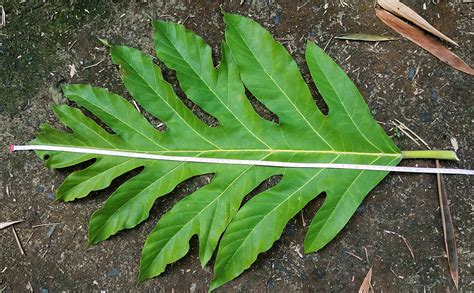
{"left": 1, "top": 0, "right": 473, "bottom": 292}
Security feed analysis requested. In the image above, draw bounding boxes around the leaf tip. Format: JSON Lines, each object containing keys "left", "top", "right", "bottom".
{"left": 97, "top": 37, "right": 111, "bottom": 48}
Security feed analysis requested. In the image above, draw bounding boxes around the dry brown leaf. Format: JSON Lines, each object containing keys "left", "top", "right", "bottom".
{"left": 377, "top": 0, "right": 458, "bottom": 46}
{"left": 376, "top": 9, "right": 474, "bottom": 75}
{"left": 0, "top": 220, "right": 23, "bottom": 230}
{"left": 436, "top": 160, "right": 459, "bottom": 289}
{"left": 358, "top": 268, "right": 374, "bottom": 293}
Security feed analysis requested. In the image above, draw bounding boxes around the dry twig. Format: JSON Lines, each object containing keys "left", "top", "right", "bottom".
{"left": 344, "top": 250, "right": 364, "bottom": 262}
{"left": 384, "top": 230, "right": 415, "bottom": 260}
{"left": 68, "top": 39, "right": 78, "bottom": 51}
{"left": 82, "top": 59, "right": 104, "bottom": 70}
{"left": 11, "top": 226, "right": 25, "bottom": 255}
{"left": 32, "top": 222, "right": 60, "bottom": 228}
{"left": 24, "top": 232, "right": 34, "bottom": 245}
{"left": 390, "top": 267, "right": 404, "bottom": 279}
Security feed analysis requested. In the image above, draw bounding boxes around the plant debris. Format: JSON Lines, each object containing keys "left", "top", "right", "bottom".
{"left": 335, "top": 33, "right": 396, "bottom": 42}
{"left": 11, "top": 226, "right": 25, "bottom": 256}
{"left": 377, "top": 0, "right": 458, "bottom": 46}
{"left": 82, "top": 58, "right": 104, "bottom": 70}
{"left": 358, "top": 268, "right": 374, "bottom": 293}
{"left": 376, "top": 9, "right": 474, "bottom": 75}
{"left": 0, "top": 220, "right": 23, "bottom": 230}
{"left": 436, "top": 160, "right": 459, "bottom": 289}
{"left": 384, "top": 230, "right": 415, "bottom": 260}
{"left": 0, "top": 6, "right": 5, "bottom": 27}
{"left": 69, "top": 64, "right": 77, "bottom": 78}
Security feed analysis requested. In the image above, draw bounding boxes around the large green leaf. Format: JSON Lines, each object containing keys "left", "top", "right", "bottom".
{"left": 32, "top": 13, "right": 410, "bottom": 290}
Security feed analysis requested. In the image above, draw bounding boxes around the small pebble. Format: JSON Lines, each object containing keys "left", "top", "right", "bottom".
{"left": 107, "top": 267, "right": 119, "bottom": 278}
{"left": 282, "top": 224, "right": 295, "bottom": 236}
{"left": 313, "top": 268, "right": 326, "bottom": 279}
{"left": 431, "top": 89, "right": 438, "bottom": 102}
{"left": 299, "top": 271, "right": 309, "bottom": 281}
{"left": 46, "top": 224, "right": 57, "bottom": 238}
{"left": 190, "top": 283, "right": 196, "bottom": 293}
{"left": 274, "top": 12, "right": 281, "bottom": 26}
{"left": 356, "top": 203, "right": 366, "bottom": 215}
{"left": 407, "top": 65, "right": 417, "bottom": 81}
{"left": 40, "top": 287, "right": 49, "bottom": 293}
{"left": 266, "top": 277, "right": 275, "bottom": 289}
{"left": 420, "top": 111, "right": 432, "bottom": 123}
{"left": 47, "top": 192, "right": 55, "bottom": 200}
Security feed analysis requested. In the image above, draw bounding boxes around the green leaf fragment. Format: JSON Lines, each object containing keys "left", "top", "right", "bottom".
{"left": 335, "top": 33, "right": 397, "bottom": 42}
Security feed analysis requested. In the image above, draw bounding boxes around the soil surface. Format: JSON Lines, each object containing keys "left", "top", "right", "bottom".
{"left": 1, "top": 1, "right": 473, "bottom": 292}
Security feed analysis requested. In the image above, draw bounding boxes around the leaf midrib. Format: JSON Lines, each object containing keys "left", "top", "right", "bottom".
{"left": 68, "top": 146, "right": 401, "bottom": 158}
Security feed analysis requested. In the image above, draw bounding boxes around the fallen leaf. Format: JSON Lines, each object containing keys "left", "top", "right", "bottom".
{"left": 335, "top": 33, "right": 397, "bottom": 42}
{"left": 377, "top": 0, "right": 458, "bottom": 46}
{"left": 69, "top": 64, "right": 77, "bottom": 78}
{"left": 0, "top": 220, "right": 23, "bottom": 230}
{"left": 358, "top": 268, "right": 374, "bottom": 293}
{"left": 436, "top": 160, "right": 459, "bottom": 289}
{"left": 376, "top": 9, "right": 474, "bottom": 75}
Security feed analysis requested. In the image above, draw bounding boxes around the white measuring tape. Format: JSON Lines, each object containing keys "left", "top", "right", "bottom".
{"left": 11, "top": 144, "right": 474, "bottom": 175}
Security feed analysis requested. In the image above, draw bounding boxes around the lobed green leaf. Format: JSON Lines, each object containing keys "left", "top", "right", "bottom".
{"left": 31, "top": 13, "right": 406, "bottom": 291}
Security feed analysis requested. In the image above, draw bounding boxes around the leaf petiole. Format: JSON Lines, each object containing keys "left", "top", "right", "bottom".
{"left": 402, "top": 150, "right": 458, "bottom": 161}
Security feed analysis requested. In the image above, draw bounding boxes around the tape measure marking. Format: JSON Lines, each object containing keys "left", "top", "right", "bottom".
{"left": 11, "top": 144, "right": 474, "bottom": 176}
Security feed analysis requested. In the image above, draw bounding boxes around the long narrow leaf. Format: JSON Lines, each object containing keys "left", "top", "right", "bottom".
{"left": 335, "top": 33, "right": 396, "bottom": 42}
{"left": 377, "top": 0, "right": 458, "bottom": 46}
{"left": 376, "top": 9, "right": 474, "bottom": 75}
{"left": 436, "top": 160, "right": 459, "bottom": 289}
